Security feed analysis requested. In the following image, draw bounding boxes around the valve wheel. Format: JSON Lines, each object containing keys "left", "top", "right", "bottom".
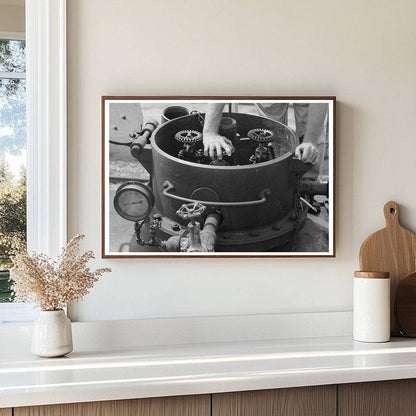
{"left": 175, "top": 130, "right": 203, "bottom": 144}
{"left": 247, "top": 128, "right": 274, "bottom": 143}
{"left": 176, "top": 202, "right": 206, "bottom": 220}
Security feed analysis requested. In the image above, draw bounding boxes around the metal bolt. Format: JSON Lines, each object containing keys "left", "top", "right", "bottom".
{"left": 113, "top": 125, "right": 118, "bottom": 131}
{"left": 172, "top": 224, "right": 180, "bottom": 232}
{"left": 121, "top": 114, "right": 127, "bottom": 120}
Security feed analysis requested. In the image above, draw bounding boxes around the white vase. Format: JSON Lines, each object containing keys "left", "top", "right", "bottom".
{"left": 31, "top": 310, "right": 73, "bottom": 357}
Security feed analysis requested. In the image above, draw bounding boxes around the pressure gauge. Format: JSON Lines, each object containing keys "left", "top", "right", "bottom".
{"left": 113, "top": 181, "right": 155, "bottom": 221}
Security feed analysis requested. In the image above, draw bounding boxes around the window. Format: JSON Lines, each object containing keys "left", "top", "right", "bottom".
{"left": 0, "top": 0, "right": 67, "bottom": 324}
{"left": 0, "top": 34, "right": 26, "bottom": 305}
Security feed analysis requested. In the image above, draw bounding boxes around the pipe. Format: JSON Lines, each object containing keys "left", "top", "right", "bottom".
{"left": 300, "top": 180, "right": 329, "bottom": 197}
{"left": 130, "top": 120, "right": 159, "bottom": 159}
{"left": 199, "top": 212, "right": 221, "bottom": 252}
{"left": 162, "top": 212, "right": 221, "bottom": 252}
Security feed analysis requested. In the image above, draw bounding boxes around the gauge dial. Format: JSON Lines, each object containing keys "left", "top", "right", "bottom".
{"left": 114, "top": 182, "right": 155, "bottom": 221}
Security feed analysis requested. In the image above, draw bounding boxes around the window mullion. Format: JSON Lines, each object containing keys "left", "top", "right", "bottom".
{"left": 0, "top": 72, "right": 26, "bottom": 80}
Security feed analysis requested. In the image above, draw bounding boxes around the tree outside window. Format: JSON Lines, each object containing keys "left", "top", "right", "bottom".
{"left": 0, "top": 38, "right": 26, "bottom": 302}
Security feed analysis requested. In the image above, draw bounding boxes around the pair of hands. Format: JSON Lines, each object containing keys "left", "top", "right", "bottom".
{"left": 203, "top": 133, "right": 318, "bottom": 164}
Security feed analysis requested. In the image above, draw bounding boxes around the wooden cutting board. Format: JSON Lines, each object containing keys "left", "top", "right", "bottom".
{"left": 359, "top": 201, "right": 416, "bottom": 335}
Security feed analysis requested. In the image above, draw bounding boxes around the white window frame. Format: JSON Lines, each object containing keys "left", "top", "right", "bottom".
{"left": 0, "top": 0, "right": 67, "bottom": 323}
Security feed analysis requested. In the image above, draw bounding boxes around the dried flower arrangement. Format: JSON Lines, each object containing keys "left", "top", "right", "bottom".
{"left": 10, "top": 234, "right": 111, "bottom": 311}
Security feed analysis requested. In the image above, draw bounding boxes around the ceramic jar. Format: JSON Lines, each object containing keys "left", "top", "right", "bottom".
{"left": 31, "top": 310, "right": 73, "bottom": 357}
{"left": 353, "top": 271, "right": 390, "bottom": 343}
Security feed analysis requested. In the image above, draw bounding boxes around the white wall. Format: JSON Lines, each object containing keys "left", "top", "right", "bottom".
{"left": 67, "top": 0, "right": 416, "bottom": 322}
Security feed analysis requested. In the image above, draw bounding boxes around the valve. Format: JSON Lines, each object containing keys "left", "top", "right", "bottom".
{"left": 194, "top": 149, "right": 205, "bottom": 164}
{"left": 247, "top": 128, "right": 274, "bottom": 143}
{"left": 162, "top": 208, "right": 220, "bottom": 253}
{"left": 175, "top": 130, "right": 203, "bottom": 144}
{"left": 247, "top": 128, "right": 276, "bottom": 164}
{"left": 148, "top": 213, "right": 162, "bottom": 245}
{"left": 176, "top": 201, "right": 206, "bottom": 222}
{"left": 209, "top": 147, "right": 233, "bottom": 166}
{"left": 175, "top": 130, "right": 204, "bottom": 162}
{"left": 249, "top": 143, "right": 275, "bottom": 164}
{"left": 176, "top": 202, "right": 207, "bottom": 252}
{"left": 135, "top": 213, "right": 162, "bottom": 247}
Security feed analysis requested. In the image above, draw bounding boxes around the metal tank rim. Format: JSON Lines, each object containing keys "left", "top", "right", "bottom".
{"left": 150, "top": 113, "right": 298, "bottom": 170}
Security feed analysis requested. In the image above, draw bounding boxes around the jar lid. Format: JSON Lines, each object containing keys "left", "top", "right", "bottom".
{"left": 354, "top": 271, "right": 390, "bottom": 279}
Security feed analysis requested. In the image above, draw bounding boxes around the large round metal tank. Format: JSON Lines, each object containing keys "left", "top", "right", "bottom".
{"left": 150, "top": 113, "right": 309, "bottom": 251}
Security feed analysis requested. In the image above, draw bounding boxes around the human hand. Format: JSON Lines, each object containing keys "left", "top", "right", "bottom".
{"left": 203, "top": 132, "right": 234, "bottom": 160}
{"left": 295, "top": 143, "right": 318, "bottom": 164}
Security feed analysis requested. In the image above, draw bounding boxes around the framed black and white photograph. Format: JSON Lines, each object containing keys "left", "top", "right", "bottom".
{"left": 102, "top": 97, "right": 336, "bottom": 258}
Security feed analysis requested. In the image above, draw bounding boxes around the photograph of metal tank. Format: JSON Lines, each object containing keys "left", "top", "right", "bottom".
{"left": 102, "top": 97, "right": 335, "bottom": 257}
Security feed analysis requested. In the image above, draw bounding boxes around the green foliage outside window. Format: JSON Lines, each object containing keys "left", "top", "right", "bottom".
{"left": 0, "top": 39, "right": 27, "bottom": 302}
{"left": 0, "top": 161, "right": 26, "bottom": 302}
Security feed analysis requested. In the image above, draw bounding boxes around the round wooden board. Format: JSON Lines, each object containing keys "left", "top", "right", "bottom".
{"left": 395, "top": 273, "right": 416, "bottom": 337}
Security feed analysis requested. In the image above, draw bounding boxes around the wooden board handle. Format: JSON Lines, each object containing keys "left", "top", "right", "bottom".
{"left": 384, "top": 201, "right": 400, "bottom": 228}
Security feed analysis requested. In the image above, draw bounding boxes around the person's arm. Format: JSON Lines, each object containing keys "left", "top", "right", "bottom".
{"left": 295, "top": 103, "right": 327, "bottom": 164}
{"left": 203, "top": 103, "right": 234, "bottom": 160}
